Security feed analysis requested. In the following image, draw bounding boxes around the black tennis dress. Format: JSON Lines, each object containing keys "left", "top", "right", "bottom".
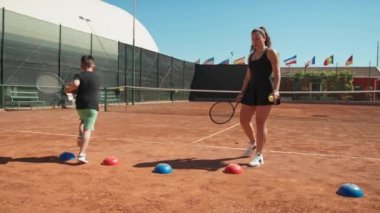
{"left": 241, "top": 49, "right": 274, "bottom": 106}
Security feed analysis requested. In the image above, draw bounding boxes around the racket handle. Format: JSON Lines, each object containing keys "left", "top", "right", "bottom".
{"left": 66, "top": 93, "right": 74, "bottom": 101}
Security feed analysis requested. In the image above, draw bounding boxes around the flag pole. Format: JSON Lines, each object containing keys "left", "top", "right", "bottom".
{"left": 304, "top": 59, "right": 307, "bottom": 72}
{"left": 230, "top": 51, "right": 233, "bottom": 65}
{"left": 369, "top": 61, "right": 371, "bottom": 78}
{"left": 377, "top": 41, "right": 379, "bottom": 67}
{"left": 368, "top": 61, "right": 371, "bottom": 90}
{"left": 334, "top": 62, "right": 339, "bottom": 90}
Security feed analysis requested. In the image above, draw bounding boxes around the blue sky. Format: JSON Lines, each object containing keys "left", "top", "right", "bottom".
{"left": 105, "top": 0, "right": 380, "bottom": 67}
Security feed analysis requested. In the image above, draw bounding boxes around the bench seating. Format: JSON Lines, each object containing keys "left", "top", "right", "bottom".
{"left": 10, "top": 90, "right": 45, "bottom": 109}
{"left": 100, "top": 91, "right": 121, "bottom": 104}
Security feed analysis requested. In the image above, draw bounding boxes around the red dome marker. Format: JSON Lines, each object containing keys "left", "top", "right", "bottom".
{"left": 102, "top": 156, "right": 120, "bottom": 166}
{"left": 224, "top": 163, "right": 243, "bottom": 174}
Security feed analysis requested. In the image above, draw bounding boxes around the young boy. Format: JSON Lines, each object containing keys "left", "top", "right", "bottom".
{"left": 65, "top": 55, "right": 100, "bottom": 163}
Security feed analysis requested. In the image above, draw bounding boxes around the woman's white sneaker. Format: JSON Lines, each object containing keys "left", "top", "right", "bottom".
{"left": 248, "top": 154, "right": 264, "bottom": 167}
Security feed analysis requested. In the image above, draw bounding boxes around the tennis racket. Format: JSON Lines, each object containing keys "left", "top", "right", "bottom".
{"left": 209, "top": 101, "right": 239, "bottom": 124}
{"left": 36, "top": 72, "right": 74, "bottom": 101}
{"left": 36, "top": 72, "right": 65, "bottom": 94}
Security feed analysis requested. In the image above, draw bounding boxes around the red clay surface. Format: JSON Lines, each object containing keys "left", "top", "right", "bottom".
{"left": 0, "top": 102, "right": 379, "bottom": 212}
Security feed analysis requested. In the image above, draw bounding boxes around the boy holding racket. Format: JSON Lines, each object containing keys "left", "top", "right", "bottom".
{"left": 65, "top": 55, "right": 100, "bottom": 163}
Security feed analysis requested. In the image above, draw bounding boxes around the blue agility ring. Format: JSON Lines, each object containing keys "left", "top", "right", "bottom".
{"left": 59, "top": 152, "right": 76, "bottom": 162}
{"left": 337, "top": 183, "right": 364, "bottom": 198}
{"left": 154, "top": 163, "right": 173, "bottom": 174}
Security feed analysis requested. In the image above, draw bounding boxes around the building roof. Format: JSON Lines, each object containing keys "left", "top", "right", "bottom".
{"left": 0, "top": 0, "right": 159, "bottom": 52}
{"left": 281, "top": 67, "right": 380, "bottom": 78}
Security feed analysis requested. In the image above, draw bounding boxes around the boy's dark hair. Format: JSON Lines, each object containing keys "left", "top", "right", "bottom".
{"left": 81, "top": 55, "right": 95, "bottom": 68}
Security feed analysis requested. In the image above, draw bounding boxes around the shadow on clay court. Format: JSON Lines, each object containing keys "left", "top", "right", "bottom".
{"left": 134, "top": 156, "right": 248, "bottom": 172}
{"left": 0, "top": 156, "right": 83, "bottom": 166}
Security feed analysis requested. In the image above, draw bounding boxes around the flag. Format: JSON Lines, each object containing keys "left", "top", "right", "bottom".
{"left": 195, "top": 59, "right": 200, "bottom": 64}
{"left": 203, "top": 57, "right": 214, "bottom": 65}
{"left": 345, "top": 55, "right": 353, "bottom": 66}
{"left": 305, "top": 56, "right": 316, "bottom": 68}
{"left": 219, "top": 59, "right": 229, "bottom": 65}
{"left": 233, "top": 57, "right": 245, "bottom": 65}
{"left": 323, "top": 55, "right": 334, "bottom": 66}
{"left": 283, "top": 55, "right": 297, "bottom": 66}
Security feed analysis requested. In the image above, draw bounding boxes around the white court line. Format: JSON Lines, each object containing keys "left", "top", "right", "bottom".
{"left": 5, "top": 129, "right": 380, "bottom": 161}
{"left": 12, "top": 130, "right": 78, "bottom": 138}
{"left": 191, "top": 123, "right": 240, "bottom": 144}
{"left": 7, "top": 129, "right": 173, "bottom": 145}
{"left": 198, "top": 145, "right": 380, "bottom": 161}
{"left": 265, "top": 150, "right": 380, "bottom": 161}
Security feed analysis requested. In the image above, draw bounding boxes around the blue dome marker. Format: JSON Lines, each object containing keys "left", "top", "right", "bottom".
{"left": 59, "top": 152, "right": 76, "bottom": 162}
{"left": 154, "top": 163, "right": 173, "bottom": 174}
{"left": 336, "top": 183, "right": 364, "bottom": 198}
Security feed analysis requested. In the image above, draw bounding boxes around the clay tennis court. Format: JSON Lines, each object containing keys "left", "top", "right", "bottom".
{"left": 0, "top": 102, "right": 379, "bottom": 212}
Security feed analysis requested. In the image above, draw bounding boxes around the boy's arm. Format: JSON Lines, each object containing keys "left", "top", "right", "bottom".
{"left": 64, "top": 79, "right": 80, "bottom": 93}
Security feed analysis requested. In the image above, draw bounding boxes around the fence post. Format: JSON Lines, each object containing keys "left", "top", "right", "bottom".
{"left": 124, "top": 44, "right": 127, "bottom": 104}
{"left": 117, "top": 41, "right": 120, "bottom": 87}
{"left": 0, "top": 8, "right": 5, "bottom": 109}
{"left": 58, "top": 24, "right": 62, "bottom": 78}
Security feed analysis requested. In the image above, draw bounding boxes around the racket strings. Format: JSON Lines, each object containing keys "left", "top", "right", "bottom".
{"left": 36, "top": 73, "right": 63, "bottom": 94}
{"left": 209, "top": 102, "right": 235, "bottom": 124}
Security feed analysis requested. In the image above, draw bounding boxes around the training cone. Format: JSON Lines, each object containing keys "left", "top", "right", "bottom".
{"left": 102, "top": 156, "right": 120, "bottom": 166}
{"left": 336, "top": 183, "right": 364, "bottom": 198}
{"left": 59, "top": 152, "right": 75, "bottom": 162}
{"left": 224, "top": 163, "right": 243, "bottom": 174}
{"left": 154, "top": 163, "right": 173, "bottom": 174}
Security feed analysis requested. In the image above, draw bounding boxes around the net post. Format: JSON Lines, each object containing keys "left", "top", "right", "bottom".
{"left": 104, "top": 87, "right": 108, "bottom": 112}
{"left": 170, "top": 56, "right": 174, "bottom": 102}
{"left": 0, "top": 84, "right": 3, "bottom": 109}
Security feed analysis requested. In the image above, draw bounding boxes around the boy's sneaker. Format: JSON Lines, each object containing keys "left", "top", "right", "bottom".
{"left": 78, "top": 154, "right": 88, "bottom": 164}
{"left": 242, "top": 144, "right": 257, "bottom": 157}
{"left": 248, "top": 154, "right": 264, "bottom": 167}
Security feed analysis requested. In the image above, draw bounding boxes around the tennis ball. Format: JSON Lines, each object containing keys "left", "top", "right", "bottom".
{"left": 268, "top": 95, "right": 274, "bottom": 103}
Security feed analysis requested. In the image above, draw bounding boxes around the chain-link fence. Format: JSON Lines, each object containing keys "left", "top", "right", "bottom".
{"left": 0, "top": 9, "right": 196, "bottom": 108}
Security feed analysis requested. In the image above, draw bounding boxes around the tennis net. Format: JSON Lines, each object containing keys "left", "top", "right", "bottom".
{"left": 280, "top": 90, "right": 380, "bottom": 103}
{"left": 100, "top": 86, "right": 239, "bottom": 113}
{"left": 99, "top": 86, "right": 380, "bottom": 113}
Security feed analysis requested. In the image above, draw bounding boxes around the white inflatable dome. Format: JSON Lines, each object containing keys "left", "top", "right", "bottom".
{"left": 0, "top": 0, "right": 159, "bottom": 52}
